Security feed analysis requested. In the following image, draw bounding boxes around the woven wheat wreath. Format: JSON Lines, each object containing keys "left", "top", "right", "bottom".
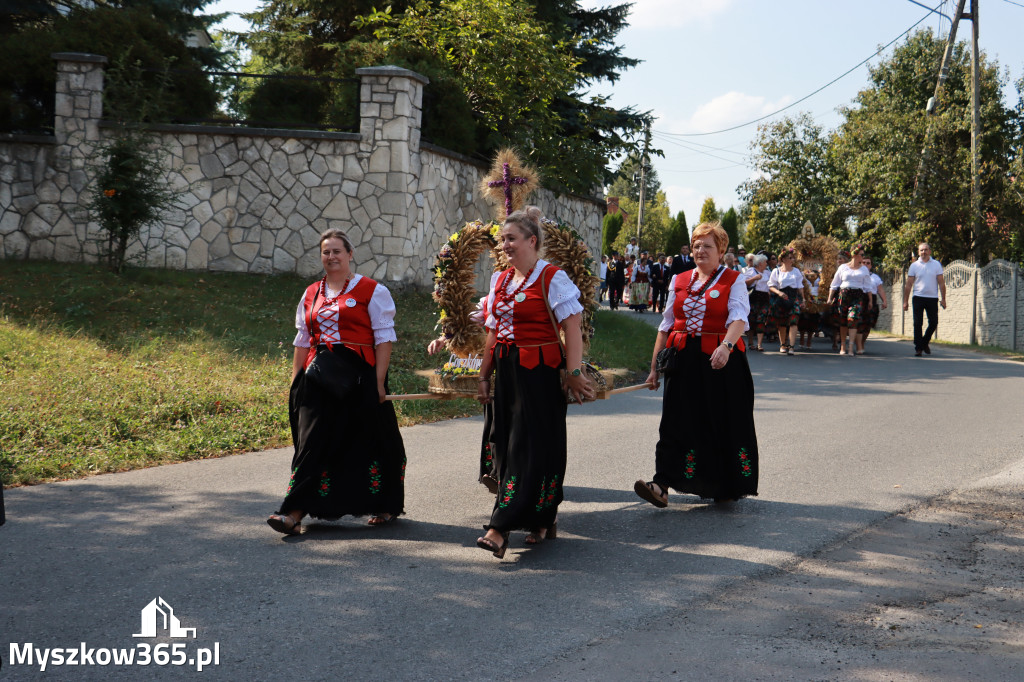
{"left": 787, "top": 223, "right": 841, "bottom": 314}
{"left": 428, "top": 149, "right": 602, "bottom": 395}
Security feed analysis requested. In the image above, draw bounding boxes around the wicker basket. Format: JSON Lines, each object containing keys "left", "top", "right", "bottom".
{"left": 427, "top": 372, "right": 488, "bottom": 397}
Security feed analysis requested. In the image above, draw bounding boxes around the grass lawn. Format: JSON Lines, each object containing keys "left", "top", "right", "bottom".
{"left": 0, "top": 261, "right": 655, "bottom": 486}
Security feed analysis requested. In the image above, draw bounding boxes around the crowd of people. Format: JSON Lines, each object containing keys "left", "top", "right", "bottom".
{"left": 601, "top": 240, "right": 944, "bottom": 358}
{"left": 267, "top": 215, "right": 759, "bottom": 560}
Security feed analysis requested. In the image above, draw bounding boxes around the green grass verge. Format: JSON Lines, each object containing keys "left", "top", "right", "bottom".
{"left": 0, "top": 261, "right": 654, "bottom": 485}
{"left": 871, "top": 329, "right": 1023, "bottom": 362}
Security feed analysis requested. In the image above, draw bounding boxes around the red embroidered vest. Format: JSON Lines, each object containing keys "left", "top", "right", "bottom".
{"left": 668, "top": 268, "right": 745, "bottom": 355}
{"left": 492, "top": 264, "right": 563, "bottom": 369}
{"left": 301, "top": 276, "right": 378, "bottom": 367}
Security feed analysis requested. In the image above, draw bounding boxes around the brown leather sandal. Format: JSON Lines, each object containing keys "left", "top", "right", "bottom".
{"left": 267, "top": 514, "right": 301, "bottom": 535}
{"left": 476, "top": 531, "right": 510, "bottom": 558}
{"left": 634, "top": 480, "right": 668, "bottom": 508}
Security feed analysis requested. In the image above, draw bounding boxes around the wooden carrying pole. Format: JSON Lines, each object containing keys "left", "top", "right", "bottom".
{"left": 385, "top": 383, "right": 654, "bottom": 401}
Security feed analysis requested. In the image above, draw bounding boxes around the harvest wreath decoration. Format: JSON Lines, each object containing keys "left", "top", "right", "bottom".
{"left": 787, "top": 226, "right": 841, "bottom": 314}
{"left": 427, "top": 149, "right": 606, "bottom": 398}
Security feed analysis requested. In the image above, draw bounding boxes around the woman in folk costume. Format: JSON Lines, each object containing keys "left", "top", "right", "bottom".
{"left": 635, "top": 222, "right": 758, "bottom": 506}
{"left": 856, "top": 255, "right": 888, "bottom": 353}
{"left": 629, "top": 253, "right": 652, "bottom": 312}
{"left": 743, "top": 253, "right": 770, "bottom": 351}
{"left": 475, "top": 206, "right": 594, "bottom": 558}
{"left": 767, "top": 247, "right": 806, "bottom": 355}
{"left": 826, "top": 245, "right": 873, "bottom": 356}
{"left": 267, "top": 229, "right": 406, "bottom": 535}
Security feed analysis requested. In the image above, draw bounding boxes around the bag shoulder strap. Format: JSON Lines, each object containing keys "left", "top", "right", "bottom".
{"left": 539, "top": 264, "right": 566, "bottom": 356}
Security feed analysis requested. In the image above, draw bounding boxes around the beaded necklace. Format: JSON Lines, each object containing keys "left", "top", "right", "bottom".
{"left": 321, "top": 274, "right": 352, "bottom": 301}
{"left": 686, "top": 266, "right": 723, "bottom": 298}
{"left": 499, "top": 263, "right": 537, "bottom": 304}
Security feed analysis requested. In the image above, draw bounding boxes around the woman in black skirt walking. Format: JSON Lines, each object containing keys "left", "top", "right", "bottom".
{"left": 267, "top": 229, "right": 406, "bottom": 535}
{"left": 474, "top": 206, "right": 594, "bottom": 558}
{"left": 635, "top": 222, "right": 758, "bottom": 506}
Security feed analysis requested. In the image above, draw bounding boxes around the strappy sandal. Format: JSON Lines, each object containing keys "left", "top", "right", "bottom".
{"left": 634, "top": 480, "right": 668, "bottom": 508}
{"left": 525, "top": 521, "right": 558, "bottom": 545}
{"left": 480, "top": 474, "right": 499, "bottom": 495}
{"left": 367, "top": 513, "right": 396, "bottom": 526}
{"left": 267, "top": 514, "right": 301, "bottom": 536}
{"left": 476, "top": 531, "right": 510, "bottom": 558}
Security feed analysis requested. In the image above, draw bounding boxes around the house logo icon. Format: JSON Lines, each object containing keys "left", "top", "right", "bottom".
{"left": 132, "top": 597, "right": 197, "bottom": 639}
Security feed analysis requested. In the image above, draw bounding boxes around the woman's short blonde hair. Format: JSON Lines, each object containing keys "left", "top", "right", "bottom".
{"left": 504, "top": 206, "right": 544, "bottom": 249}
{"left": 691, "top": 222, "right": 728, "bottom": 254}
{"left": 319, "top": 228, "right": 354, "bottom": 253}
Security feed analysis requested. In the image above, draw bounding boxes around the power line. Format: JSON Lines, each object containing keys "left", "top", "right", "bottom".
{"left": 650, "top": 132, "right": 749, "bottom": 164}
{"left": 654, "top": 1, "right": 944, "bottom": 137}
{"left": 1002, "top": 0, "right": 1024, "bottom": 9}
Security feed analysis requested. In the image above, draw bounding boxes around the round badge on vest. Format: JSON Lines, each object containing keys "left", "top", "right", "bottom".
{"left": 514, "top": 292, "right": 526, "bottom": 303}
{"left": 709, "top": 290, "right": 721, "bottom": 299}
{"left": 345, "top": 298, "right": 357, "bottom": 307}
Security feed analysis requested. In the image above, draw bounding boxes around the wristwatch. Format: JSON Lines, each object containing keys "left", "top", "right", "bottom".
{"left": 722, "top": 341, "right": 734, "bottom": 351}
{"left": 570, "top": 367, "right": 582, "bottom": 377}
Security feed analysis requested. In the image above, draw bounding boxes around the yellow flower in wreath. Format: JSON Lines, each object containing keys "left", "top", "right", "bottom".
{"left": 449, "top": 232, "right": 460, "bottom": 243}
{"left": 439, "top": 309, "right": 447, "bottom": 320}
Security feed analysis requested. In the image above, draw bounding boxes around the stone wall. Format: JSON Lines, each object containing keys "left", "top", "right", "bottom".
{"left": 0, "top": 55, "right": 604, "bottom": 288}
{"left": 876, "top": 259, "right": 1022, "bottom": 352}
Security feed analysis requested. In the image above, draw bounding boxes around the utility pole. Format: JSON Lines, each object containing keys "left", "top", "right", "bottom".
{"left": 969, "top": 0, "right": 982, "bottom": 263}
{"left": 912, "top": 0, "right": 967, "bottom": 203}
{"left": 911, "top": 0, "right": 982, "bottom": 263}
{"left": 635, "top": 121, "right": 651, "bottom": 253}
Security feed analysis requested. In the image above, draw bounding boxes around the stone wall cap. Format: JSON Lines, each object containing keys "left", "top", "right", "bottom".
{"left": 52, "top": 53, "right": 109, "bottom": 64}
{"left": 98, "top": 120, "right": 361, "bottom": 142}
{"left": 355, "top": 65, "right": 429, "bottom": 85}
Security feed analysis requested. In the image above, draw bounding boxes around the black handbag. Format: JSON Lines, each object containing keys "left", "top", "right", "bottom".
{"left": 655, "top": 346, "right": 677, "bottom": 375}
{"left": 305, "top": 345, "right": 361, "bottom": 402}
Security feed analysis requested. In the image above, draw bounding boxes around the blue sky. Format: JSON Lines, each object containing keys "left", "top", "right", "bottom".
{"left": 208, "top": 0, "right": 1024, "bottom": 232}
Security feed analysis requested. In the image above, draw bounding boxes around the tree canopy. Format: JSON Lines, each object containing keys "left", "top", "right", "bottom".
{"left": 241, "top": 0, "right": 649, "bottom": 195}
{"left": 0, "top": 2, "right": 222, "bottom": 132}
{"left": 742, "top": 29, "right": 1023, "bottom": 267}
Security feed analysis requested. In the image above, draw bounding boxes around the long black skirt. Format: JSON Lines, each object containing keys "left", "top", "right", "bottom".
{"left": 485, "top": 344, "right": 566, "bottom": 533}
{"left": 653, "top": 340, "right": 758, "bottom": 500}
{"left": 277, "top": 346, "right": 405, "bottom": 520}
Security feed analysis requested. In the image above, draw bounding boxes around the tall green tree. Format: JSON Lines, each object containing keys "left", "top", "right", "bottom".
{"left": 242, "top": 0, "right": 648, "bottom": 195}
{"left": 607, "top": 152, "right": 661, "bottom": 202}
{"left": 720, "top": 206, "right": 739, "bottom": 249}
{"left": 698, "top": 196, "right": 720, "bottom": 225}
{"left": 0, "top": 4, "right": 219, "bottom": 132}
{"left": 831, "top": 29, "right": 1017, "bottom": 267}
{"left": 612, "top": 190, "right": 671, "bottom": 255}
{"left": 740, "top": 113, "right": 843, "bottom": 253}
{"left": 526, "top": 1, "right": 651, "bottom": 192}
{"left": 602, "top": 212, "right": 623, "bottom": 256}
{"left": 665, "top": 209, "right": 688, "bottom": 255}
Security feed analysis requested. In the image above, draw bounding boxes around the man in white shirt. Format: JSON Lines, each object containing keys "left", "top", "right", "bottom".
{"left": 625, "top": 237, "right": 639, "bottom": 259}
{"left": 902, "top": 242, "right": 946, "bottom": 356}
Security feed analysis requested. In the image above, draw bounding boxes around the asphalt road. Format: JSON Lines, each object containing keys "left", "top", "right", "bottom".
{"left": 2, "top": 332, "right": 1023, "bottom": 681}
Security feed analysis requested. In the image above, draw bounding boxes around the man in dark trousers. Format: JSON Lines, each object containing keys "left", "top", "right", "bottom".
{"left": 607, "top": 251, "right": 626, "bottom": 310}
{"left": 649, "top": 252, "right": 670, "bottom": 313}
{"left": 671, "top": 243, "right": 695, "bottom": 275}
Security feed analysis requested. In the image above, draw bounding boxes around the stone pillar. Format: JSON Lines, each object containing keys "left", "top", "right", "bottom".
{"left": 52, "top": 52, "right": 108, "bottom": 259}
{"left": 354, "top": 66, "right": 429, "bottom": 283}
